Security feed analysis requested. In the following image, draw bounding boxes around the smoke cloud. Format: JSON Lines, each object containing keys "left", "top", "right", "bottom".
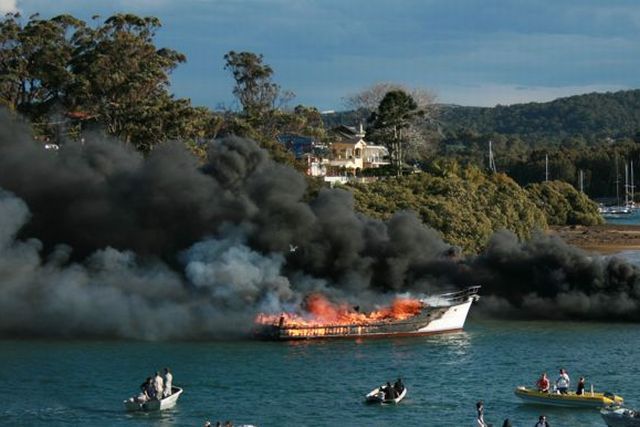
{"left": 464, "top": 230, "right": 640, "bottom": 321}
{"left": 2, "top": 111, "right": 640, "bottom": 339}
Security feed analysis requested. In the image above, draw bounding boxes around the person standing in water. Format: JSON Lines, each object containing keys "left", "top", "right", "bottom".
{"left": 535, "top": 414, "right": 550, "bottom": 427}
{"left": 475, "top": 401, "right": 489, "bottom": 427}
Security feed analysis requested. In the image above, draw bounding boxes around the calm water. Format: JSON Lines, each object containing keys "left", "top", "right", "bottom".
{"left": 605, "top": 209, "right": 640, "bottom": 224}
{"left": 1, "top": 319, "right": 639, "bottom": 427}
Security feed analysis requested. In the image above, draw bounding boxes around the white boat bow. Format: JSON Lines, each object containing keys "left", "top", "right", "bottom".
{"left": 365, "top": 385, "right": 407, "bottom": 404}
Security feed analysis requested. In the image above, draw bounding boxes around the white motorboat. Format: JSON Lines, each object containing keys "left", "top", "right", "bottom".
{"left": 601, "top": 406, "right": 640, "bottom": 427}
{"left": 365, "top": 385, "right": 407, "bottom": 404}
{"left": 124, "top": 386, "right": 183, "bottom": 411}
{"left": 600, "top": 205, "right": 633, "bottom": 217}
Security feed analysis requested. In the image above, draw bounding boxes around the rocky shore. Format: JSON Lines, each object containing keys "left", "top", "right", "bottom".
{"left": 550, "top": 224, "right": 640, "bottom": 254}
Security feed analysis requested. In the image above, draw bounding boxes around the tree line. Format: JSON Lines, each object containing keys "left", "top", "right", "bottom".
{"left": 438, "top": 90, "right": 640, "bottom": 143}
{"left": 0, "top": 13, "right": 326, "bottom": 158}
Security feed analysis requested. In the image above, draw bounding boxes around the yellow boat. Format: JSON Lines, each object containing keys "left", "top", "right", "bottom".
{"left": 514, "top": 386, "right": 623, "bottom": 408}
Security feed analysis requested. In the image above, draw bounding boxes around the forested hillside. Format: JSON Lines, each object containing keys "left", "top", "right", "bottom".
{"left": 438, "top": 90, "right": 640, "bottom": 142}
{"left": 324, "top": 90, "right": 640, "bottom": 143}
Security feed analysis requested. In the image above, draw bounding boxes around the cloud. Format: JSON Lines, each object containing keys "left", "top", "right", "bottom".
{"left": 0, "top": 0, "right": 17, "bottom": 13}
{"left": 11, "top": 1, "right": 640, "bottom": 112}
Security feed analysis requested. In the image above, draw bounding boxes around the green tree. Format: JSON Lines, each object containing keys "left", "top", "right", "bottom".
{"left": 526, "top": 180, "right": 603, "bottom": 225}
{"left": 223, "top": 50, "right": 291, "bottom": 119}
{"left": 0, "top": 13, "right": 82, "bottom": 117}
{"left": 68, "top": 14, "right": 187, "bottom": 150}
{"left": 0, "top": 13, "right": 203, "bottom": 150}
{"left": 347, "top": 165, "right": 548, "bottom": 253}
{"left": 367, "top": 90, "right": 422, "bottom": 176}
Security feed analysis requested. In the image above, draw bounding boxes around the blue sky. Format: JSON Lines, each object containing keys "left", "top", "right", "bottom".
{"left": 5, "top": 0, "right": 640, "bottom": 110}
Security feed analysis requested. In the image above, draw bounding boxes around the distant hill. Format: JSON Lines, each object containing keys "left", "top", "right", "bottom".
{"left": 321, "top": 109, "right": 368, "bottom": 129}
{"left": 323, "top": 89, "right": 640, "bottom": 142}
{"left": 438, "top": 89, "right": 640, "bottom": 141}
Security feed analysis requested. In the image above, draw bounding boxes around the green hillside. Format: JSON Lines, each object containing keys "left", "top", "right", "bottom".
{"left": 438, "top": 89, "right": 640, "bottom": 141}
{"left": 346, "top": 164, "right": 601, "bottom": 253}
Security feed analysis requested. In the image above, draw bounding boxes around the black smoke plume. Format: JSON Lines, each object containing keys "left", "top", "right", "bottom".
{"left": 464, "top": 230, "right": 640, "bottom": 321}
{"left": 1, "top": 112, "right": 640, "bottom": 339}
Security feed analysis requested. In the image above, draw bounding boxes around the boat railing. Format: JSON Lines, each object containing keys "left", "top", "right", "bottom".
{"left": 436, "top": 285, "right": 481, "bottom": 305}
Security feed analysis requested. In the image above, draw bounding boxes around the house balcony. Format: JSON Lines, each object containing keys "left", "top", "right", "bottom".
{"left": 327, "top": 159, "right": 362, "bottom": 169}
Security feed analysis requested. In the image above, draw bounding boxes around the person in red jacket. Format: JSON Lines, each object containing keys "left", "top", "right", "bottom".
{"left": 536, "top": 372, "right": 550, "bottom": 393}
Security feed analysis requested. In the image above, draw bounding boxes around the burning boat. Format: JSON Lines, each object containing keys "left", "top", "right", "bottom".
{"left": 255, "top": 286, "right": 480, "bottom": 340}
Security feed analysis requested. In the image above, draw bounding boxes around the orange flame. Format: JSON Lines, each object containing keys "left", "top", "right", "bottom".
{"left": 255, "top": 293, "right": 424, "bottom": 328}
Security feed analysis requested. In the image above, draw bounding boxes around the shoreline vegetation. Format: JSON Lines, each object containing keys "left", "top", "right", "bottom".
{"left": 347, "top": 168, "right": 602, "bottom": 253}
{"left": 0, "top": 12, "right": 610, "bottom": 255}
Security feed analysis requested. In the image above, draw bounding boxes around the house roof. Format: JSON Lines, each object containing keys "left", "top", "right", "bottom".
{"left": 331, "top": 123, "right": 366, "bottom": 142}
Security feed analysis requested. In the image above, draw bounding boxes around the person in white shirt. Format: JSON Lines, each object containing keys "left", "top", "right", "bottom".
{"left": 555, "top": 368, "right": 570, "bottom": 394}
{"left": 153, "top": 371, "right": 164, "bottom": 400}
{"left": 163, "top": 368, "right": 173, "bottom": 397}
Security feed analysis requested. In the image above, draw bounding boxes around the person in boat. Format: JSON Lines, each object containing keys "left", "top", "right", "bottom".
{"left": 534, "top": 414, "right": 550, "bottom": 427}
{"left": 555, "top": 368, "right": 570, "bottom": 394}
{"left": 576, "top": 377, "right": 585, "bottom": 395}
{"left": 536, "top": 372, "right": 550, "bottom": 393}
{"left": 394, "top": 378, "right": 404, "bottom": 394}
{"left": 153, "top": 371, "right": 164, "bottom": 400}
{"left": 475, "top": 401, "right": 488, "bottom": 427}
{"left": 137, "top": 377, "right": 152, "bottom": 403}
{"left": 163, "top": 367, "right": 173, "bottom": 397}
{"left": 144, "top": 376, "right": 156, "bottom": 400}
{"left": 384, "top": 382, "right": 397, "bottom": 400}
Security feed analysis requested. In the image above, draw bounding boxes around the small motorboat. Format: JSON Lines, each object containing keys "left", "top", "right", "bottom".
{"left": 365, "top": 385, "right": 407, "bottom": 404}
{"left": 601, "top": 406, "right": 640, "bottom": 427}
{"left": 514, "top": 386, "right": 623, "bottom": 408}
{"left": 124, "top": 386, "right": 183, "bottom": 411}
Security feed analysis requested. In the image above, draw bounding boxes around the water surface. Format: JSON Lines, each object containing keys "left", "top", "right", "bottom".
{"left": 1, "top": 319, "right": 637, "bottom": 426}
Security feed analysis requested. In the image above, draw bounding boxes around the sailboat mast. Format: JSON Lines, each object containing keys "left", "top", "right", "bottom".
{"left": 579, "top": 170, "right": 584, "bottom": 193}
{"left": 632, "top": 160, "right": 635, "bottom": 206}
{"left": 488, "top": 140, "right": 496, "bottom": 173}
{"left": 615, "top": 155, "right": 620, "bottom": 206}
{"left": 545, "top": 154, "right": 549, "bottom": 182}
{"left": 625, "top": 163, "right": 630, "bottom": 206}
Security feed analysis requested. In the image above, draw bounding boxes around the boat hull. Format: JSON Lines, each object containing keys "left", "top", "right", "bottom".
{"left": 365, "top": 386, "right": 407, "bottom": 404}
{"left": 124, "top": 386, "right": 183, "bottom": 412}
{"left": 514, "top": 387, "right": 623, "bottom": 408}
{"left": 601, "top": 407, "right": 640, "bottom": 427}
{"left": 257, "top": 294, "right": 476, "bottom": 341}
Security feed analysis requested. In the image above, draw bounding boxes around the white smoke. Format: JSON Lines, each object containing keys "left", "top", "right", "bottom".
{"left": 181, "top": 232, "right": 295, "bottom": 309}
{"left": 0, "top": 0, "right": 17, "bottom": 14}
